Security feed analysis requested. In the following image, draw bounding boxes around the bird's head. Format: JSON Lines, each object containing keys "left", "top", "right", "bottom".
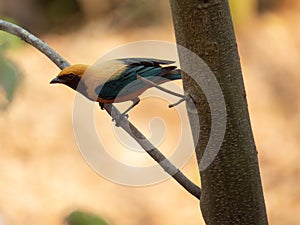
{"left": 50, "top": 64, "right": 88, "bottom": 91}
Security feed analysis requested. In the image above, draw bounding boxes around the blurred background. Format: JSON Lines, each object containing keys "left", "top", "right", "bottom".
{"left": 0, "top": 0, "right": 300, "bottom": 224}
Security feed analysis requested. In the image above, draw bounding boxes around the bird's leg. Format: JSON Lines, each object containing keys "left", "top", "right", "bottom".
{"left": 168, "top": 95, "right": 191, "bottom": 108}
{"left": 111, "top": 98, "right": 140, "bottom": 127}
{"left": 99, "top": 102, "right": 105, "bottom": 110}
{"left": 120, "top": 98, "right": 140, "bottom": 117}
{"left": 136, "top": 74, "right": 190, "bottom": 107}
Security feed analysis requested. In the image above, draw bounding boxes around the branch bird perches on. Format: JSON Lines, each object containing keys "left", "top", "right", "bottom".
{"left": 0, "top": 19, "right": 201, "bottom": 200}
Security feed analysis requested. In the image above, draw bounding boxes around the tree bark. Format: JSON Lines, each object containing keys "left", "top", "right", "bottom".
{"left": 169, "top": 0, "right": 268, "bottom": 224}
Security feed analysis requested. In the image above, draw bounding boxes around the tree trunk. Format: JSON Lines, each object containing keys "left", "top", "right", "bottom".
{"left": 169, "top": 0, "right": 268, "bottom": 224}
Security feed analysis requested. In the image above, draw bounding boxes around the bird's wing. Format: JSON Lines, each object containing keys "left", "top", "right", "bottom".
{"left": 117, "top": 58, "right": 175, "bottom": 66}
{"left": 95, "top": 58, "right": 179, "bottom": 101}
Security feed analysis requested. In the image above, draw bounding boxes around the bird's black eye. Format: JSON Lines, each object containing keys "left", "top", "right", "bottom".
{"left": 65, "top": 74, "right": 75, "bottom": 80}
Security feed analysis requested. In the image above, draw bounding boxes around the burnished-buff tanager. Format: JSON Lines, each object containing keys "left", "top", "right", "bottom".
{"left": 50, "top": 58, "right": 182, "bottom": 115}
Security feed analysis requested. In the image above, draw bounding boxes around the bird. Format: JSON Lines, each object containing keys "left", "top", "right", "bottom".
{"left": 50, "top": 58, "right": 182, "bottom": 120}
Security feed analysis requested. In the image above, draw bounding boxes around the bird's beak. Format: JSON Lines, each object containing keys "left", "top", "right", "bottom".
{"left": 50, "top": 76, "right": 63, "bottom": 84}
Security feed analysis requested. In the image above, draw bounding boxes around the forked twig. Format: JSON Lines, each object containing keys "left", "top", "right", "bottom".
{"left": 0, "top": 19, "right": 201, "bottom": 199}
{"left": 136, "top": 75, "right": 185, "bottom": 98}
{"left": 136, "top": 74, "right": 190, "bottom": 107}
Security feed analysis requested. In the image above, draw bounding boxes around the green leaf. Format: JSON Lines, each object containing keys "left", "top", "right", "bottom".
{"left": 0, "top": 55, "right": 22, "bottom": 109}
{"left": 0, "top": 25, "right": 23, "bottom": 50}
{"left": 65, "top": 210, "right": 109, "bottom": 225}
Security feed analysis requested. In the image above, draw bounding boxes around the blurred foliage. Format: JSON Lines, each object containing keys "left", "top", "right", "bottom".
{"left": 41, "top": 0, "right": 82, "bottom": 30}
{"left": 0, "top": 33, "right": 22, "bottom": 110}
{"left": 66, "top": 211, "right": 109, "bottom": 225}
{"left": 228, "top": 0, "right": 288, "bottom": 28}
{"left": 229, "top": 0, "right": 256, "bottom": 27}
{"left": 0, "top": 0, "right": 166, "bottom": 33}
{"left": 229, "top": 0, "right": 289, "bottom": 20}
{"left": 0, "top": 22, "right": 23, "bottom": 50}
{"left": 0, "top": 0, "right": 293, "bottom": 34}
{"left": 111, "top": 0, "right": 165, "bottom": 27}
{"left": 0, "top": 55, "right": 22, "bottom": 110}
{"left": 0, "top": 0, "right": 83, "bottom": 33}
{"left": 78, "top": 0, "right": 166, "bottom": 28}
{"left": 256, "top": 0, "right": 285, "bottom": 13}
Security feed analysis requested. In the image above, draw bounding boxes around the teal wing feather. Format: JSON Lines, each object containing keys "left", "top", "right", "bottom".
{"left": 118, "top": 58, "right": 175, "bottom": 66}
{"left": 95, "top": 58, "right": 181, "bottom": 100}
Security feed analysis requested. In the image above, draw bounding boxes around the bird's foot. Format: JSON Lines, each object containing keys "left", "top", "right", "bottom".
{"left": 111, "top": 98, "right": 139, "bottom": 126}
{"left": 112, "top": 113, "right": 129, "bottom": 127}
{"left": 169, "top": 94, "right": 191, "bottom": 108}
{"left": 99, "top": 103, "right": 105, "bottom": 110}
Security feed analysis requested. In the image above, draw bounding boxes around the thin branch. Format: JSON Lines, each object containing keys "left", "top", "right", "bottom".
{"left": 0, "top": 20, "right": 70, "bottom": 69}
{"left": 0, "top": 19, "right": 201, "bottom": 199}
{"left": 104, "top": 103, "right": 201, "bottom": 199}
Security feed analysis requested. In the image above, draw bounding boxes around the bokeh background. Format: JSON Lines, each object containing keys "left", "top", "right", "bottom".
{"left": 1, "top": 0, "right": 300, "bottom": 224}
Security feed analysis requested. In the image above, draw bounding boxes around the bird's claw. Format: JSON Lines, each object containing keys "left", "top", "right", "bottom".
{"left": 112, "top": 113, "right": 129, "bottom": 127}
{"left": 99, "top": 103, "right": 105, "bottom": 110}
{"left": 169, "top": 95, "right": 191, "bottom": 108}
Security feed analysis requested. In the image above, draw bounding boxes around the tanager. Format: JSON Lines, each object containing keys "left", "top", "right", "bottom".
{"left": 50, "top": 58, "right": 182, "bottom": 116}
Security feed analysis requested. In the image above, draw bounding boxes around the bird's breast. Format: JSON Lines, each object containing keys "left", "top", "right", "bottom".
{"left": 96, "top": 85, "right": 150, "bottom": 103}
{"left": 80, "top": 60, "right": 128, "bottom": 101}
